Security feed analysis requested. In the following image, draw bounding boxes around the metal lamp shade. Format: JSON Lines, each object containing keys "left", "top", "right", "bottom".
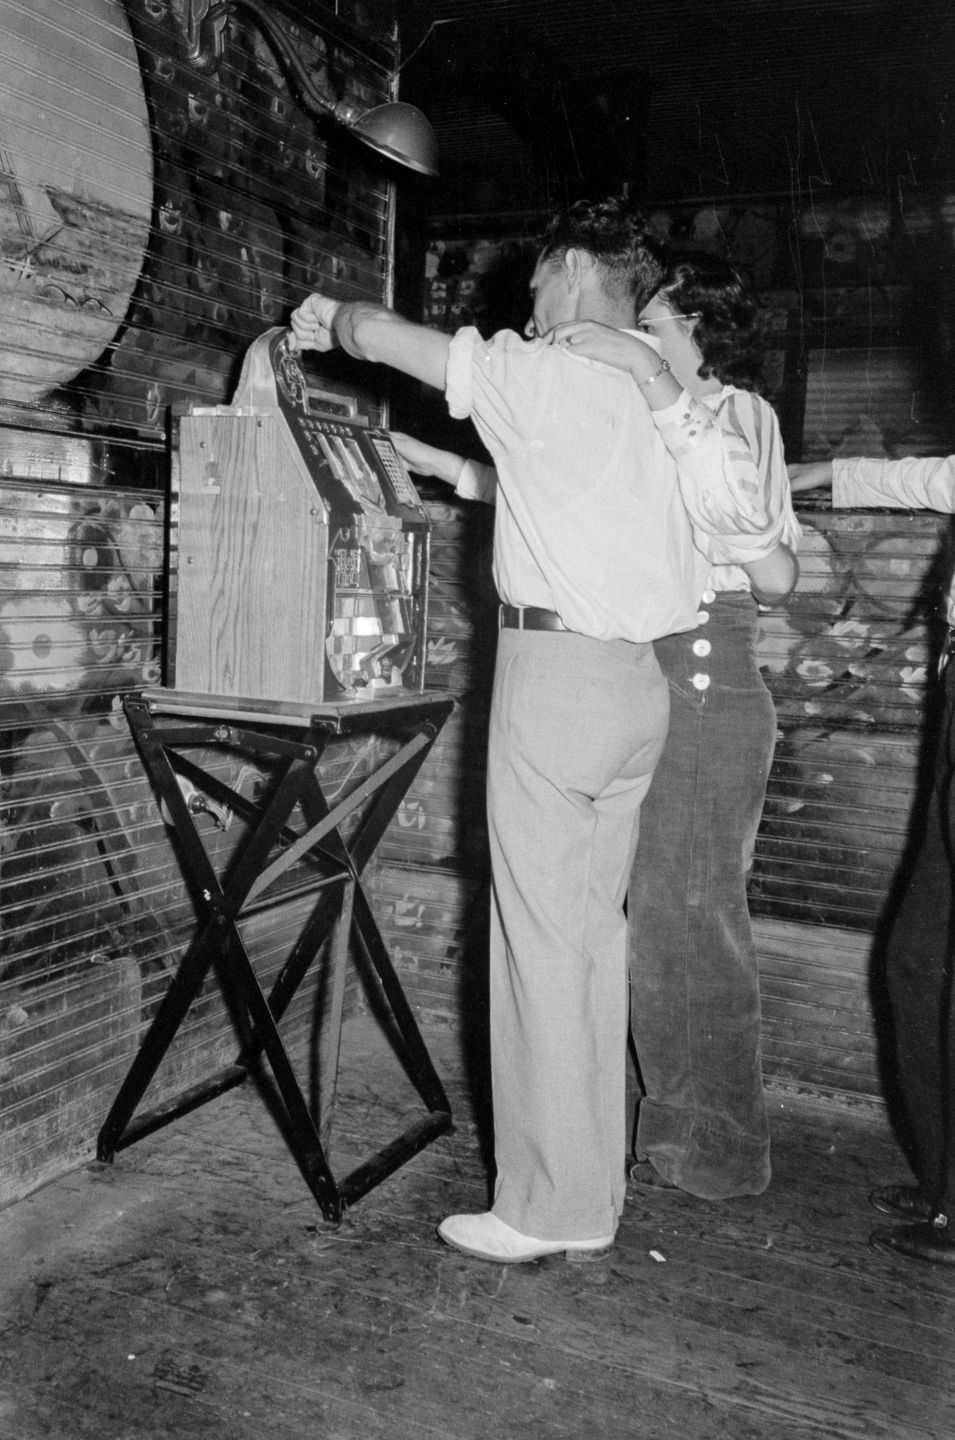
{"left": 348, "top": 102, "right": 439, "bottom": 176}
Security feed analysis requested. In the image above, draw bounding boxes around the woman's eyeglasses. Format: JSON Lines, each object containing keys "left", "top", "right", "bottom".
{"left": 637, "top": 311, "right": 702, "bottom": 333}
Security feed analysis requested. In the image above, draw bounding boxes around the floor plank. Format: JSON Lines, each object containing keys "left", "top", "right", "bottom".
{"left": 1, "top": 1016, "right": 953, "bottom": 1440}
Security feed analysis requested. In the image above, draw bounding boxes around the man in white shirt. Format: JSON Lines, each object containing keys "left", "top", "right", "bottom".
{"left": 292, "top": 197, "right": 788, "bottom": 1264}
{"left": 791, "top": 455, "right": 955, "bottom": 1264}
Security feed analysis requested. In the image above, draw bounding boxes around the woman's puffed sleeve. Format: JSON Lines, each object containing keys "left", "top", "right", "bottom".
{"left": 653, "top": 387, "right": 798, "bottom": 564}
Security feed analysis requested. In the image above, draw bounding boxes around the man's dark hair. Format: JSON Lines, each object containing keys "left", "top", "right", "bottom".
{"left": 538, "top": 196, "right": 665, "bottom": 314}
{"left": 651, "top": 252, "right": 767, "bottom": 392}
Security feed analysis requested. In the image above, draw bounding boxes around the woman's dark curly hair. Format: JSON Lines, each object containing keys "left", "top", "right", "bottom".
{"left": 650, "top": 253, "right": 768, "bottom": 393}
{"left": 538, "top": 196, "right": 666, "bottom": 314}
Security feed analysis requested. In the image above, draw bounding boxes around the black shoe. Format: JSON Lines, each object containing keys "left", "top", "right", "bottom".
{"left": 869, "top": 1216, "right": 955, "bottom": 1265}
{"left": 868, "top": 1184, "right": 935, "bottom": 1221}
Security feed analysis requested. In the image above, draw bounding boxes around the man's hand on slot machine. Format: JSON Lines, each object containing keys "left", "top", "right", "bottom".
{"left": 289, "top": 294, "right": 341, "bottom": 353}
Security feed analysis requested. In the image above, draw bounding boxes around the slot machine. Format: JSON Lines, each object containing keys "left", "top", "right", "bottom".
{"left": 167, "top": 326, "right": 433, "bottom": 708}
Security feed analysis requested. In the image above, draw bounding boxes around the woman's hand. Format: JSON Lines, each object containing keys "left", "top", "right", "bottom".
{"left": 745, "top": 542, "right": 799, "bottom": 606}
{"left": 787, "top": 460, "right": 833, "bottom": 494}
{"left": 543, "top": 320, "right": 682, "bottom": 408}
{"left": 543, "top": 320, "right": 663, "bottom": 381}
{"left": 390, "top": 432, "right": 466, "bottom": 487}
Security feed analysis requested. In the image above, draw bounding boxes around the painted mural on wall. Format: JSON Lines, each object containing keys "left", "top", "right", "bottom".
{"left": 0, "top": 480, "right": 174, "bottom": 1183}
{"left": 0, "top": 479, "right": 404, "bottom": 961}
{"left": 0, "top": 0, "right": 404, "bottom": 1198}
{"left": 761, "top": 510, "right": 953, "bottom": 725}
{"left": 0, "top": 469, "right": 411, "bottom": 1200}
{"left": 423, "top": 192, "right": 955, "bottom": 464}
{"left": 388, "top": 442, "right": 955, "bottom": 937}
{"left": 414, "top": 193, "right": 955, "bottom": 931}
{"left": 99, "top": 0, "right": 395, "bottom": 434}
{"left": 424, "top": 193, "right": 955, "bottom": 326}
{"left": 0, "top": 485, "right": 170, "bottom": 985}
{"left": 0, "top": 0, "right": 395, "bottom": 439}
{"left": 0, "top": 0, "right": 154, "bottom": 412}
{"left": 749, "top": 505, "right": 953, "bottom": 927}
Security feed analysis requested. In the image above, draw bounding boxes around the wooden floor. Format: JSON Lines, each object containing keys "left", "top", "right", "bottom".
{"left": 1, "top": 1014, "right": 953, "bottom": 1440}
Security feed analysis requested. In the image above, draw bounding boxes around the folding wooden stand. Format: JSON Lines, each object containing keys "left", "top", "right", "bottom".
{"left": 97, "top": 686, "right": 456, "bottom": 1222}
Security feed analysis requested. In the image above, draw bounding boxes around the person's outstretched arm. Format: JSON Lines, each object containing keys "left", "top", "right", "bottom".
{"left": 790, "top": 456, "right": 955, "bottom": 511}
{"left": 290, "top": 294, "right": 450, "bottom": 390}
{"left": 390, "top": 432, "right": 498, "bottom": 505}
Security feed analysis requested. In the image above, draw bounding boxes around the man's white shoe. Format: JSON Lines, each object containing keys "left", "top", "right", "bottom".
{"left": 437, "top": 1211, "right": 614, "bottom": 1264}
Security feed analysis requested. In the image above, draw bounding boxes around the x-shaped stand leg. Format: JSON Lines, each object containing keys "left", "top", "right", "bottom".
{"left": 98, "top": 696, "right": 454, "bottom": 1221}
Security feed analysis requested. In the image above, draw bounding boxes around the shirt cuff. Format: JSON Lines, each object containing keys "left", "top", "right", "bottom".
{"left": 455, "top": 459, "right": 497, "bottom": 502}
{"left": 651, "top": 388, "right": 717, "bottom": 449}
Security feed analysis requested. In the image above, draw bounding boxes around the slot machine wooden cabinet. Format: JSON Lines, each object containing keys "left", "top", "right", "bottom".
{"left": 98, "top": 330, "right": 455, "bottom": 1221}
{"left": 168, "top": 327, "right": 433, "bottom": 706}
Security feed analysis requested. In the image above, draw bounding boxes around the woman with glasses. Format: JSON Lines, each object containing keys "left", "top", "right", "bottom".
{"left": 548, "top": 253, "right": 800, "bottom": 1199}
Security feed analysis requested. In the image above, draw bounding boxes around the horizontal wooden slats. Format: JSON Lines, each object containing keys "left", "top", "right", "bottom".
{"left": 367, "top": 862, "right": 485, "bottom": 1031}
{"left": 756, "top": 911, "right": 883, "bottom": 1100}
{"left": 0, "top": 894, "right": 335, "bottom": 1196}
{"left": 368, "top": 494, "right": 953, "bottom": 1111}
{"left": 0, "top": 0, "right": 402, "bottom": 1205}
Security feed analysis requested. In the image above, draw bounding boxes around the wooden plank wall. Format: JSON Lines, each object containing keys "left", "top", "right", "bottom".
{"left": 391, "top": 189, "right": 955, "bottom": 1105}
{"left": 0, "top": 474, "right": 400, "bottom": 1203}
{"left": 754, "top": 917, "right": 880, "bottom": 1100}
{"left": 0, "top": 0, "right": 402, "bottom": 1206}
{"left": 370, "top": 494, "right": 953, "bottom": 1106}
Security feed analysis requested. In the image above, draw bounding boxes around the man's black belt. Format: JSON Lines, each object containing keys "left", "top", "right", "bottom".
{"left": 499, "top": 604, "right": 570, "bottom": 632}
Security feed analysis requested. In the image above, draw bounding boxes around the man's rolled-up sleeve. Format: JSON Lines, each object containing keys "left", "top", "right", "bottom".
{"left": 446, "top": 327, "right": 480, "bottom": 420}
{"left": 445, "top": 326, "right": 539, "bottom": 459}
{"left": 456, "top": 460, "right": 498, "bottom": 504}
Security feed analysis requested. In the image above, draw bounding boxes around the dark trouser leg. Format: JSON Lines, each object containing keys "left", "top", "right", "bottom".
{"left": 883, "top": 669, "right": 955, "bottom": 1212}
{"left": 629, "top": 593, "right": 775, "bottom": 1199}
{"left": 869, "top": 667, "right": 955, "bottom": 1261}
